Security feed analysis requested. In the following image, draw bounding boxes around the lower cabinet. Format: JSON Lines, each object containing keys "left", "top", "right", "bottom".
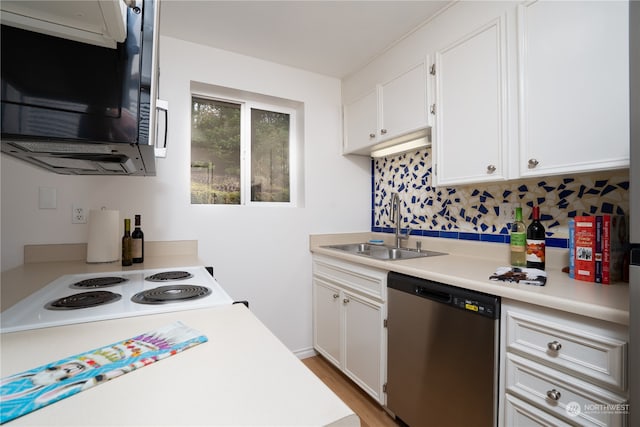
{"left": 500, "top": 300, "right": 629, "bottom": 427}
{"left": 312, "top": 254, "right": 387, "bottom": 404}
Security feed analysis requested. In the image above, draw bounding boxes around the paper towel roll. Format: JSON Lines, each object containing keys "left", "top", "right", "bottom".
{"left": 86, "top": 209, "right": 120, "bottom": 263}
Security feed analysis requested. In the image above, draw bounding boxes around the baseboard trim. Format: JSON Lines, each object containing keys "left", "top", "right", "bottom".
{"left": 294, "top": 347, "right": 318, "bottom": 360}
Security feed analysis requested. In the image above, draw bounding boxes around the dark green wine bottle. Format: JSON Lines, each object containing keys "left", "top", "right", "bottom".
{"left": 132, "top": 214, "right": 144, "bottom": 263}
{"left": 122, "top": 219, "right": 133, "bottom": 266}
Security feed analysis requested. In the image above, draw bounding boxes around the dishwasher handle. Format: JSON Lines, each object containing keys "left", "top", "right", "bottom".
{"left": 415, "top": 286, "right": 452, "bottom": 303}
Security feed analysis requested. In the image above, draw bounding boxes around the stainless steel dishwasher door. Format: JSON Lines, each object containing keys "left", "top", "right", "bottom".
{"left": 386, "top": 274, "right": 499, "bottom": 427}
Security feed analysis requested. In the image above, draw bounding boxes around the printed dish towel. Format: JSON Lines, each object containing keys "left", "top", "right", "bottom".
{"left": 0, "top": 321, "right": 207, "bottom": 424}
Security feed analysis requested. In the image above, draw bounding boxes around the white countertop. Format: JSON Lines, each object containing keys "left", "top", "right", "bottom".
{"left": 1, "top": 304, "right": 359, "bottom": 426}
{"left": 310, "top": 232, "right": 629, "bottom": 326}
{"left": 1, "top": 241, "right": 359, "bottom": 426}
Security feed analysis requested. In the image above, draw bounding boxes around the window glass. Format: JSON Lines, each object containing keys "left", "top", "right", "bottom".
{"left": 190, "top": 95, "right": 295, "bottom": 205}
{"left": 191, "top": 97, "right": 241, "bottom": 205}
{"left": 250, "top": 108, "right": 290, "bottom": 202}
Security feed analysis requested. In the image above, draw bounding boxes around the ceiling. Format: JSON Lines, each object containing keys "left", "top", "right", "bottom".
{"left": 159, "top": 1, "right": 450, "bottom": 79}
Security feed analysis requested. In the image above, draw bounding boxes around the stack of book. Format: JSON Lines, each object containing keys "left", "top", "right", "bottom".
{"left": 569, "top": 215, "right": 628, "bottom": 284}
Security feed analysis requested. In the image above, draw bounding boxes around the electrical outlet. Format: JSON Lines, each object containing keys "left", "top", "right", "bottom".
{"left": 72, "top": 204, "right": 87, "bottom": 224}
{"left": 499, "top": 203, "right": 516, "bottom": 223}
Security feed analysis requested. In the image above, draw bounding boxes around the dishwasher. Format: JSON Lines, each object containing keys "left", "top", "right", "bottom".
{"left": 386, "top": 272, "right": 500, "bottom": 427}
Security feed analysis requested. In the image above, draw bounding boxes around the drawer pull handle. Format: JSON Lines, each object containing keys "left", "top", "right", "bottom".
{"left": 547, "top": 341, "right": 562, "bottom": 352}
{"left": 546, "top": 389, "right": 561, "bottom": 401}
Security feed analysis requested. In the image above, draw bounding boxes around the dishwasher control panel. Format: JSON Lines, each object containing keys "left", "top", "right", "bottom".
{"left": 453, "top": 297, "right": 496, "bottom": 318}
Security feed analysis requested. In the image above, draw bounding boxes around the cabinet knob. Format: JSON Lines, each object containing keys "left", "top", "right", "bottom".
{"left": 369, "top": 133, "right": 376, "bottom": 139}
{"left": 380, "top": 128, "right": 388, "bottom": 135}
{"left": 547, "top": 341, "right": 562, "bottom": 352}
{"left": 333, "top": 293, "right": 339, "bottom": 299}
{"left": 546, "top": 389, "right": 561, "bottom": 401}
{"left": 528, "top": 158, "right": 539, "bottom": 169}
{"left": 487, "top": 164, "right": 496, "bottom": 174}
{"left": 343, "top": 298, "right": 350, "bottom": 304}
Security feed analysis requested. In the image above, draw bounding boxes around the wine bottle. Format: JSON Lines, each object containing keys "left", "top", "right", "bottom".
{"left": 526, "top": 206, "right": 546, "bottom": 270}
{"left": 132, "top": 214, "right": 144, "bottom": 263}
{"left": 122, "top": 218, "right": 133, "bottom": 266}
{"left": 510, "top": 207, "right": 526, "bottom": 267}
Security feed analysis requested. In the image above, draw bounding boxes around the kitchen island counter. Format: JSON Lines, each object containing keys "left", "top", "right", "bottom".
{"left": 311, "top": 232, "right": 629, "bottom": 326}
{"left": 0, "top": 303, "right": 359, "bottom": 426}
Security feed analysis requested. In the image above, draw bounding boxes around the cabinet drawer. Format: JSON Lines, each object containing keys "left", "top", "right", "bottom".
{"left": 312, "top": 255, "right": 387, "bottom": 301}
{"left": 505, "top": 308, "right": 627, "bottom": 392}
{"left": 504, "top": 393, "right": 572, "bottom": 427}
{"left": 506, "top": 353, "right": 628, "bottom": 427}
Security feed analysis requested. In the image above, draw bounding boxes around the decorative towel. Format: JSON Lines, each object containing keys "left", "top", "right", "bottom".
{"left": 489, "top": 266, "right": 547, "bottom": 286}
{"left": 0, "top": 321, "right": 207, "bottom": 424}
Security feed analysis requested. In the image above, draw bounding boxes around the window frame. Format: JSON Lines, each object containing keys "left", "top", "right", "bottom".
{"left": 190, "top": 92, "right": 298, "bottom": 207}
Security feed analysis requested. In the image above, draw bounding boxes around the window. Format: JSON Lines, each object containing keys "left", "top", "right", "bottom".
{"left": 190, "top": 94, "right": 296, "bottom": 205}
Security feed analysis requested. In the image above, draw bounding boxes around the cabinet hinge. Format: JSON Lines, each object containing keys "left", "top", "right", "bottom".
{"left": 383, "top": 319, "right": 388, "bottom": 328}
{"left": 434, "top": 163, "right": 437, "bottom": 176}
{"left": 383, "top": 383, "right": 388, "bottom": 393}
{"left": 430, "top": 103, "right": 436, "bottom": 115}
{"left": 429, "top": 63, "right": 436, "bottom": 76}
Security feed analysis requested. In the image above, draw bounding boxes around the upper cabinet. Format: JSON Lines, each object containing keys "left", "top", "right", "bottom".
{"left": 343, "top": 61, "right": 429, "bottom": 155}
{"left": 432, "top": 17, "right": 509, "bottom": 186}
{"left": 343, "top": 88, "right": 378, "bottom": 154}
{"left": 379, "top": 62, "right": 429, "bottom": 143}
{"left": 517, "top": 0, "right": 629, "bottom": 177}
{"left": 0, "top": 0, "right": 127, "bottom": 49}
{"left": 343, "top": 1, "right": 630, "bottom": 185}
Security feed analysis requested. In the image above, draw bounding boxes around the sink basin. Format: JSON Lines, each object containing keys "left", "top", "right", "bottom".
{"left": 325, "top": 243, "right": 446, "bottom": 261}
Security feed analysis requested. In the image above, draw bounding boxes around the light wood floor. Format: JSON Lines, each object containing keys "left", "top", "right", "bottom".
{"left": 302, "top": 355, "right": 399, "bottom": 427}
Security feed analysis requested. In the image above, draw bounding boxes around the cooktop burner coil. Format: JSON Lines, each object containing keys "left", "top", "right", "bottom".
{"left": 131, "top": 285, "right": 212, "bottom": 305}
{"left": 145, "top": 271, "right": 194, "bottom": 282}
{"left": 71, "top": 277, "right": 128, "bottom": 289}
{"left": 45, "top": 291, "right": 122, "bottom": 310}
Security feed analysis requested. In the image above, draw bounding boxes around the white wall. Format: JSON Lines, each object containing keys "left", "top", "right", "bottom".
{"left": 0, "top": 36, "right": 371, "bottom": 355}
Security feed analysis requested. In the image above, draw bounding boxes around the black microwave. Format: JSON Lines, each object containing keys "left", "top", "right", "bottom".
{"left": 0, "top": 0, "right": 159, "bottom": 176}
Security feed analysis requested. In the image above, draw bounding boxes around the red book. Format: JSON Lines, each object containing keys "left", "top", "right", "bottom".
{"left": 602, "top": 215, "right": 611, "bottom": 284}
{"left": 572, "top": 215, "right": 628, "bottom": 284}
{"left": 574, "top": 216, "right": 596, "bottom": 282}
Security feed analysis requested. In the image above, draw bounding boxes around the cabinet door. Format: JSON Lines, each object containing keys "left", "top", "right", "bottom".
{"left": 379, "top": 62, "right": 428, "bottom": 140}
{"left": 342, "top": 290, "right": 385, "bottom": 404}
{"left": 312, "top": 278, "right": 342, "bottom": 367}
{"left": 343, "top": 88, "right": 378, "bottom": 154}
{"left": 433, "top": 17, "right": 508, "bottom": 186}
{"left": 517, "top": 1, "right": 629, "bottom": 177}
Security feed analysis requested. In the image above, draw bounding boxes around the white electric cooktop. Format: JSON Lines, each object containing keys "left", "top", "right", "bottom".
{"left": 0, "top": 266, "right": 233, "bottom": 333}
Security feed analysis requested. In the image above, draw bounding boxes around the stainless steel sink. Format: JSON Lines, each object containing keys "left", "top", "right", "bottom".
{"left": 324, "top": 243, "right": 446, "bottom": 261}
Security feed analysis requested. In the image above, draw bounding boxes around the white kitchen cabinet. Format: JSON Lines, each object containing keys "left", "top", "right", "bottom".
{"left": 0, "top": 0, "right": 127, "bottom": 49}
{"left": 312, "top": 255, "right": 387, "bottom": 404}
{"left": 342, "top": 61, "right": 429, "bottom": 155}
{"left": 312, "top": 278, "right": 342, "bottom": 367}
{"left": 517, "top": 0, "right": 629, "bottom": 177}
{"left": 432, "top": 16, "right": 509, "bottom": 186}
{"left": 379, "top": 62, "right": 429, "bottom": 143}
{"left": 500, "top": 299, "right": 629, "bottom": 427}
{"left": 343, "top": 88, "right": 378, "bottom": 154}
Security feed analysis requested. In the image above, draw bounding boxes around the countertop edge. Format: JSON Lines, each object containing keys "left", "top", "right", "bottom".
{"left": 310, "top": 234, "right": 629, "bottom": 326}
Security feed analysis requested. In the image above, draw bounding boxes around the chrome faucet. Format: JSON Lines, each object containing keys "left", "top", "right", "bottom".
{"left": 391, "top": 192, "right": 409, "bottom": 249}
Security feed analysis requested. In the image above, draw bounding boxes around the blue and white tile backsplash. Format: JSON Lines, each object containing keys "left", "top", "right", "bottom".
{"left": 372, "top": 148, "right": 630, "bottom": 248}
